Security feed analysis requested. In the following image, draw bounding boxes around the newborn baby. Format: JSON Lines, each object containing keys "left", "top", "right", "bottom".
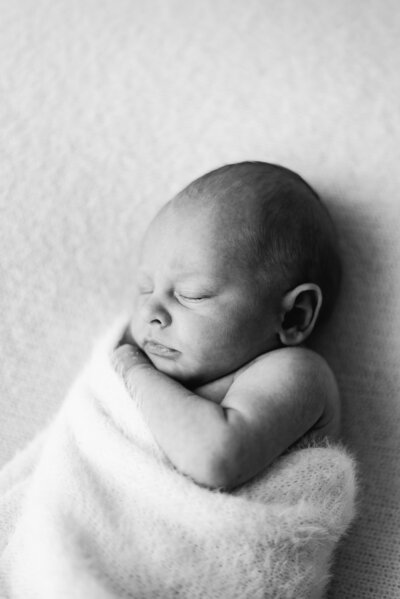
{"left": 113, "top": 161, "right": 342, "bottom": 490}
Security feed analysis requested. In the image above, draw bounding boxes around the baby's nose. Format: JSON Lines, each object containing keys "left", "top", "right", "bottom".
{"left": 140, "top": 296, "right": 172, "bottom": 328}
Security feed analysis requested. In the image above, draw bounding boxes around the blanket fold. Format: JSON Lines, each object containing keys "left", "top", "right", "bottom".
{"left": 0, "top": 318, "right": 357, "bottom": 599}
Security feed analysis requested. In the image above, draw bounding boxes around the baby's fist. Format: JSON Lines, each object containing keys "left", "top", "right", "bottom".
{"left": 111, "top": 343, "right": 151, "bottom": 378}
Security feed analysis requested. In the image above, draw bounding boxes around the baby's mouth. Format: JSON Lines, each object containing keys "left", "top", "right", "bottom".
{"left": 143, "top": 340, "right": 180, "bottom": 359}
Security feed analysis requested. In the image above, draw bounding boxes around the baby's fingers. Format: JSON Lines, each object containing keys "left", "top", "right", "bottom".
{"left": 111, "top": 343, "right": 149, "bottom": 376}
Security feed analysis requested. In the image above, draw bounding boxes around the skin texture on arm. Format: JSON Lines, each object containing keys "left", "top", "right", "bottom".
{"left": 112, "top": 342, "right": 340, "bottom": 490}
{"left": 216, "top": 346, "right": 340, "bottom": 488}
{"left": 112, "top": 343, "right": 234, "bottom": 486}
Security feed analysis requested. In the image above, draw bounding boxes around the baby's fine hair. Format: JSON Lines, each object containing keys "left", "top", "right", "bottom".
{"left": 182, "top": 161, "right": 341, "bottom": 325}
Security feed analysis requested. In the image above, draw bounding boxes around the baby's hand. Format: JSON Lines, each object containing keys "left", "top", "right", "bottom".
{"left": 111, "top": 342, "right": 152, "bottom": 379}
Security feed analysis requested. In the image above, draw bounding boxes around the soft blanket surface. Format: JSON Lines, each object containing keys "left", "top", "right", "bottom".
{"left": 2, "top": 2, "right": 400, "bottom": 596}
{"left": 0, "top": 320, "right": 357, "bottom": 599}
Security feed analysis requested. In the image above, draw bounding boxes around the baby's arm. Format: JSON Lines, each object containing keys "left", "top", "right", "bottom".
{"left": 112, "top": 343, "right": 339, "bottom": 490}
{"left": 217, "top": 348, "right": 340, "bottom": 488}
{"left": 112, "top": 343, "right": 238, "bottom": 487}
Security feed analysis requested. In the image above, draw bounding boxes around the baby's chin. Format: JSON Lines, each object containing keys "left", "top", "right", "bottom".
{"left": 129, "top": 321, "right": 234, "bottom": 386}
{"left": 144, "top": 352, "right": 216, "bottom": 388}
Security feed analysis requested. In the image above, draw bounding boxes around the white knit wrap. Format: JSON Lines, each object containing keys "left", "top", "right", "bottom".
{"left": 0, "top": 320, "right": 357, "bottom": 599}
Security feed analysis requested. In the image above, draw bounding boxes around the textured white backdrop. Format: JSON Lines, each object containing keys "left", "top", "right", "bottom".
{"left": 1, "top": 1, "right": 400, "bottom": 597}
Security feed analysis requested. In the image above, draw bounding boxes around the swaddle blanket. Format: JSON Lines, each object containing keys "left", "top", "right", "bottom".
{"left": 0, "top": 318, "right": 357, "bottom": 599}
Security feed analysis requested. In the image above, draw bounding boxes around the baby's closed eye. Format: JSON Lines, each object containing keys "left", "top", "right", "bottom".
{"left": 175, "top": 291, "right": 211, "bottom": 303}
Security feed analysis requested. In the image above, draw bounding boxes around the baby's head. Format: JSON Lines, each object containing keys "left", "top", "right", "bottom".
{"left": 130, "top": 162, "right": 341, "bottom": 386}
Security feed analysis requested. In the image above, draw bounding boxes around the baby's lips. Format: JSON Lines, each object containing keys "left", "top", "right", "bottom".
{"left": 143, "top": 340, "right": 180, "bottom": 358}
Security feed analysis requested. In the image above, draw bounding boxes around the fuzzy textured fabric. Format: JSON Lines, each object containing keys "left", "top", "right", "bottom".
{"left": 2, "top": 2, "right": 400, "bottom": 596}
{"left": 0, "top": 319, "right": 357, "bottom": 599}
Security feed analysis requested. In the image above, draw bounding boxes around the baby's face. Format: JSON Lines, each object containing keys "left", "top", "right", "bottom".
{"left": 129, "top": 200, "right": 283, "bottom": 386}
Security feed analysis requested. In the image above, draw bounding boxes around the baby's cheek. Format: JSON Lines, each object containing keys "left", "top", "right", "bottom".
{"left": 128, "top": 316, "right": 142, "bottom": 345}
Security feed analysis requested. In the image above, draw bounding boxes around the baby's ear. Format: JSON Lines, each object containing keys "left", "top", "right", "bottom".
{"left": 278, "top": 283, "right": 323, "bottom": 346}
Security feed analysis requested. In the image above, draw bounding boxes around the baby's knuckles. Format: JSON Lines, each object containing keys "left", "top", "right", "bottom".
{"left": 111, "top": 344, "right": 151, "bottom": 378}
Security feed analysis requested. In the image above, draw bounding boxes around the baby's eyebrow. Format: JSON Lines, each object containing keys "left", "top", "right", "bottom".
{"left": 137, "top": 266, "right": 224, "bottom": 290}
{"left": 175, "top": 273, "right": 219, "bottom": 286}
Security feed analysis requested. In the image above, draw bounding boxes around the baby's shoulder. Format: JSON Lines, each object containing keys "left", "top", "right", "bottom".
{"left": 234, "top": 347, "right": 341, "bottom": 439}
{"left": 236, "top": 346, "right": 335, "bottom": 384}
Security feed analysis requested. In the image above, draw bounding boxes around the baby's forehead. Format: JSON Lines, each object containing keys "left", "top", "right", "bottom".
{"left": 147, "top": 189, "right": 275, "bottom": 268}
{"left": 168, "top": 188, "right": 263, "bottom": 234}
{"left": 144, "top": 196, "right": 238, "bottom": 255}
{"left": 147, "top": 201, "right": 239, "bottom": 256}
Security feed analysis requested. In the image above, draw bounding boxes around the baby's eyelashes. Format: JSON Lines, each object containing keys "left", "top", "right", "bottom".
{"left": 135, "top": 274, "right": 216, "bottom": 307}
{"left": 137, "top": 274, "right": 153, "bottom": 295}
{"left": 138, "top": 287, "right": 153, "bottom": 295}
{"left": 175, "top": 292, "right": 210, "bottom": 302}
{"left": 174, "top": 287, "right": 218, "bottom": 305}
{"left": 137, "top": 289, "right": 213, "bottom": 309}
